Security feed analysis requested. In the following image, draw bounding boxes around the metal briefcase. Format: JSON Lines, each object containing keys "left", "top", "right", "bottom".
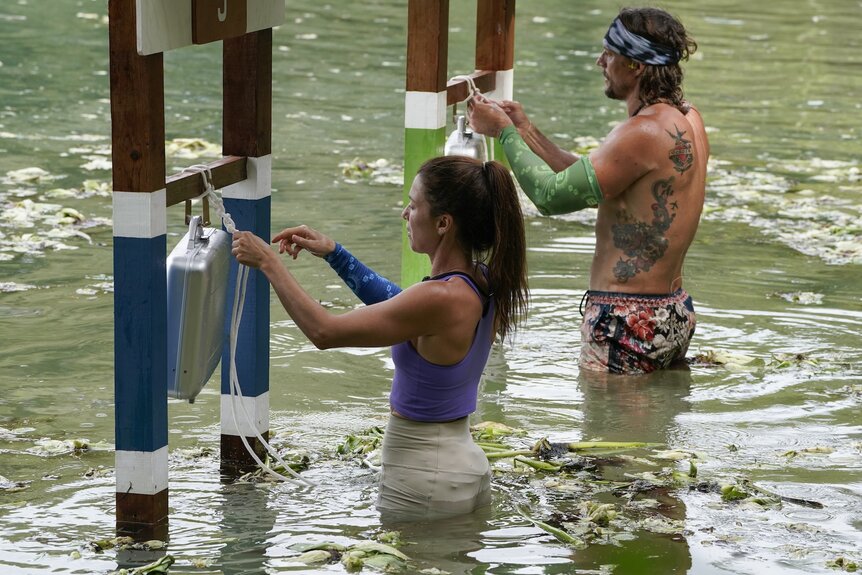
{"left": 166, "top": 215, "right": 231, "bottom": 403}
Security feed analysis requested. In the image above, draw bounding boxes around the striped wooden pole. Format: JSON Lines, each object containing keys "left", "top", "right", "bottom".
{"left": 109, "top": 0, "right": 284, "bottom": 534}
{"left": 476, "top": 0, "right": 516, "bottom": 166}
{"left": 219, "top": 29, "right": 273, "bottom": 474}
{"left": 402, "top": 0, "right": 449, "bottom": 287}
{"left": 109, "top": 0, "right": 169, "bottom": 540}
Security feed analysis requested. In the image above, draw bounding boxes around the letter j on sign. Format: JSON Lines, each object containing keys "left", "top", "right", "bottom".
{"left": 192, "top": 0, "right": 248, "bottom": 44}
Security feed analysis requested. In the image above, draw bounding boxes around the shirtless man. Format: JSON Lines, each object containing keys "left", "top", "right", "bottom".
{"left": 468, "top": 7, "right": 709, "bottom": 374}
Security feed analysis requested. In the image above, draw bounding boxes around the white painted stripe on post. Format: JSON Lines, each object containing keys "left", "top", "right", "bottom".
{"left": 113, "top": 189, "right": 167, "bottom": 239}
{"left": 116, "top": 446, "right": 168, "bottom": 495}
{"left": 246, "top": 0, "right": 286, "bottom": 33}
{"left": 136, "top": 0, "right": 193, "bottom": 56}
{"left": 487, "top": 69, "right": 514, "bottom": 101}
{"left": 220, "top": 391, "right": 270, "bottom": 437}
{"left": 222, "top": 155, "right": 272, "bottom": 200}
{"left": 404, "top": 91, "right": 448, "bottom": 130}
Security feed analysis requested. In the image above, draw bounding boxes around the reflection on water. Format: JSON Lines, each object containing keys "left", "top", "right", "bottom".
{"left": 1, "top": 0, "right": 861, "bottom": 573}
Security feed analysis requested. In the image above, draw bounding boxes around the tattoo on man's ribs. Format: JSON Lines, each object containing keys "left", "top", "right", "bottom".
{"left": 611, "top": 177, "right": 678, "bottom": 283}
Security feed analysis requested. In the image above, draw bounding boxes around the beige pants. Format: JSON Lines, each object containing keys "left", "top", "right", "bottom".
{"left": 376, "top": 415, "right": 492, "bottom": 521}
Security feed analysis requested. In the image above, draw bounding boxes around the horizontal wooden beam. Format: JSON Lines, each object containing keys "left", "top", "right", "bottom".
{"left": 165, "top": 156, "right": 247, "bottom": 207}
{"left": 446, "top": 70, "right": 496, "bottom": 106}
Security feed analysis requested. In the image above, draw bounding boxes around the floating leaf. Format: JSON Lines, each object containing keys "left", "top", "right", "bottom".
{"left": 351, "top": 541, "right": 410, "bottom": 561}
{"left": 5, "top": 167, "right": 51, "bottom": 183}
{"left": 470, "top": 421, "right": 526, "bottom": 440}
{"left": 294, "top": 549, "right": 335, "bottom": 564}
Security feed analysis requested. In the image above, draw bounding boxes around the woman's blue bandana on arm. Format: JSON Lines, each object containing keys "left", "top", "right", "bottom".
{"left": 603, "top": 17, "right": 680, "bottom": 65}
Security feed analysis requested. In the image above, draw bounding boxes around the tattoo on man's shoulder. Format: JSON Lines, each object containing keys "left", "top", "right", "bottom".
{"left": 611, "top": 177, "right": 678, "bottom": 283}
{"left": 666, "top": 124, "right": 693, "bottom": 174}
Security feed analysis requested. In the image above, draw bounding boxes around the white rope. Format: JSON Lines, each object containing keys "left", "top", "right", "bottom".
{"left": 448, "top": 75, "right": 495, "bottom": 162}
{"left": 451, "top": 73, "right": 480, "bottom": 99}
{"left": 181, "top": 165, "right": 314, "bottom": 487}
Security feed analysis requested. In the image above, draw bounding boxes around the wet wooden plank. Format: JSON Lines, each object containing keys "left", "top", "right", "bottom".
{"left": 446, "top": 70, "right": 496, "bottom": 106}
{"left": 165, "top": 156, "right": 247, "bottom": 206}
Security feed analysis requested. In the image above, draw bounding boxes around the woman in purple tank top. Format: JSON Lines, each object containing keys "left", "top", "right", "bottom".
{"left": 232, "top": 156, "right": 529, "bottom": 520}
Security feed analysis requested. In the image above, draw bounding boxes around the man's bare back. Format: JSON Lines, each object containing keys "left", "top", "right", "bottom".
{"left": 590, "top": 103, "right": 709, "bottom": 294}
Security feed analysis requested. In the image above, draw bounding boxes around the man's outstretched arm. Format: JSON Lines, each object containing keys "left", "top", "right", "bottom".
{"left": 497, "top": 100, "right": 579, "bottom": 172}
{"left": 499, "top": 125, "right": 603, "bottom": 216}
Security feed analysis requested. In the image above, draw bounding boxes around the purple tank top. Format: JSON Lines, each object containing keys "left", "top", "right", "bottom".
{"left": 389, "top": 271, "right": 495, "bottom": 422}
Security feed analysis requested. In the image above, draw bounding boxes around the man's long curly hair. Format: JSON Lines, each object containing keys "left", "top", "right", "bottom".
{"left": 619, "top": 7, "right": 698, "bottom": 112}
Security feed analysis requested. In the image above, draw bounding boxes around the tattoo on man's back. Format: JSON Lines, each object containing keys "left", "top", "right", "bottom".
{"left": 612, "top": 177, "right": 678, "bottom": 283}
{"left": 667, "top": 124, "right": 693, "bottom": 174}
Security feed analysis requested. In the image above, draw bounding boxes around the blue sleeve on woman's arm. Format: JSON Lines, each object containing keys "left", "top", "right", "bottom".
{"left": 324, "top": 243, "right": 402, "bottom": 305}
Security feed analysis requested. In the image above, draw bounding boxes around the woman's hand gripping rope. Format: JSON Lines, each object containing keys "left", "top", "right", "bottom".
{"left": 181, "top": 165, "right": 315, "bottom": 488}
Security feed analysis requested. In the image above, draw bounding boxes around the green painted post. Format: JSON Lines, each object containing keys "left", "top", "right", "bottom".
{"left": 402, "top": 0, "right": 449, "bottom": 286}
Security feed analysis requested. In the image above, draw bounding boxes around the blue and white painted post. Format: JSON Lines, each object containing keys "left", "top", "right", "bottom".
{"left": 109, "top": 0, "right": 284, "bottom": 535}
{"left": 109, "top": 0, "right": 169, "bottom": 538}
{"left": 220, "top": 30, "right": 275, "bottom": 473}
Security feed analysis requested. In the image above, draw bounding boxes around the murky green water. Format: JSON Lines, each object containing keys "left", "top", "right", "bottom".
{"left": 1, "top": 1, "right": 860, "bottom": 574}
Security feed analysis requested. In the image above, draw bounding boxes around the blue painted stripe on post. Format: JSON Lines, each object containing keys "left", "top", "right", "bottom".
{"left": 114, "top": 235, "right": 168, "bottom": 453}
{"left": 221, "top": 196, "right": 271, "bottom": 399}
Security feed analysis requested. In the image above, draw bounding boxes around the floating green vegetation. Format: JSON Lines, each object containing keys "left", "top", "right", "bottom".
{"left": 114, "top": 554, "right": 174, "bottom": 574}
{"left": 471, "top": 420, "right": 527, "bottom": 441}
{"left": 570, "top": 135, "right": 602, "bottom": 156}
{"left": 782, "top": 446, "right": 835, "bottom": 458}
{"left": 290, "top": 536, "right": 410, "bottom": 572}
{"left": 90, "top": 537, "right": 166, "bottom": 553}
{"left": 336, "top": 425, "right": 385, "bottom": 470}
{"left": 26, "top": 437, "right": 113, "bottom": 457}
{"left": 0, "top": 175, "right": 111, "bottom": 260}
{"left": 0, "top": 475, "right": 30, "bottom": 492}
{"left": 705, "top": 158, "right": 862, "bottom": 265}
{"left": 689, "top": 349, "right": 826, "bottom": 372}
{"left": 165, "top": 137, "right": 222, "bottom": 161}
{"left": 3, "top": 167, "right": 56, "bottom": 185}
{"left": 688, "top": 349, "right": 761, "bottom": 368}
{"left": 464, "top": 421, "right": 825, "bottom": 550}
{"left": 236, "top": 450, "right": 311, "bottom": 483}
{"left": 826, "top": 556, "right": 859, "bottom": 572}
{"left": 339, "top": 158, "right": 403, "bottom": 186}
{"left": 767, "top": 291, "right": 824, "bottom": 305}
{"left": 767, "top": 352, "right": 819, "bottom": 369}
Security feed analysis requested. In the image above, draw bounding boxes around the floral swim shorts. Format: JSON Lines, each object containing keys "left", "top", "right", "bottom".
{"left": 579, "top": 288, "right": 696, "bottom": 374}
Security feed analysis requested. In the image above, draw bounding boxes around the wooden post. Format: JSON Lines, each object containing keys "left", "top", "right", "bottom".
{"left": 219, "top": 29, "right": 273, "bottom": 474}
{"left": 402, "top": 0, "right": 449, "bottom": 287}
{"left": 110, "top": 0, "right": 283, "bottom": 536}
{"left": 109, "top": 0, "right": 169, "bottom": 540}
{"left": 476, "top": 0, "right": 516, "bottom": 165}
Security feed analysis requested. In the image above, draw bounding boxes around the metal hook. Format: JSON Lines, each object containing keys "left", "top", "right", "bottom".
{"left": 202, "top": 195, "right": 211, "bottom": 227}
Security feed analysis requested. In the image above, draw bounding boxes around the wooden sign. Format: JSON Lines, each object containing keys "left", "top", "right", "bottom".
{"left": 192, "top": 0, "right": 247, "bottom": 45}
{"left": 135, "top": 0, "right": 285, "bottom": 55}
